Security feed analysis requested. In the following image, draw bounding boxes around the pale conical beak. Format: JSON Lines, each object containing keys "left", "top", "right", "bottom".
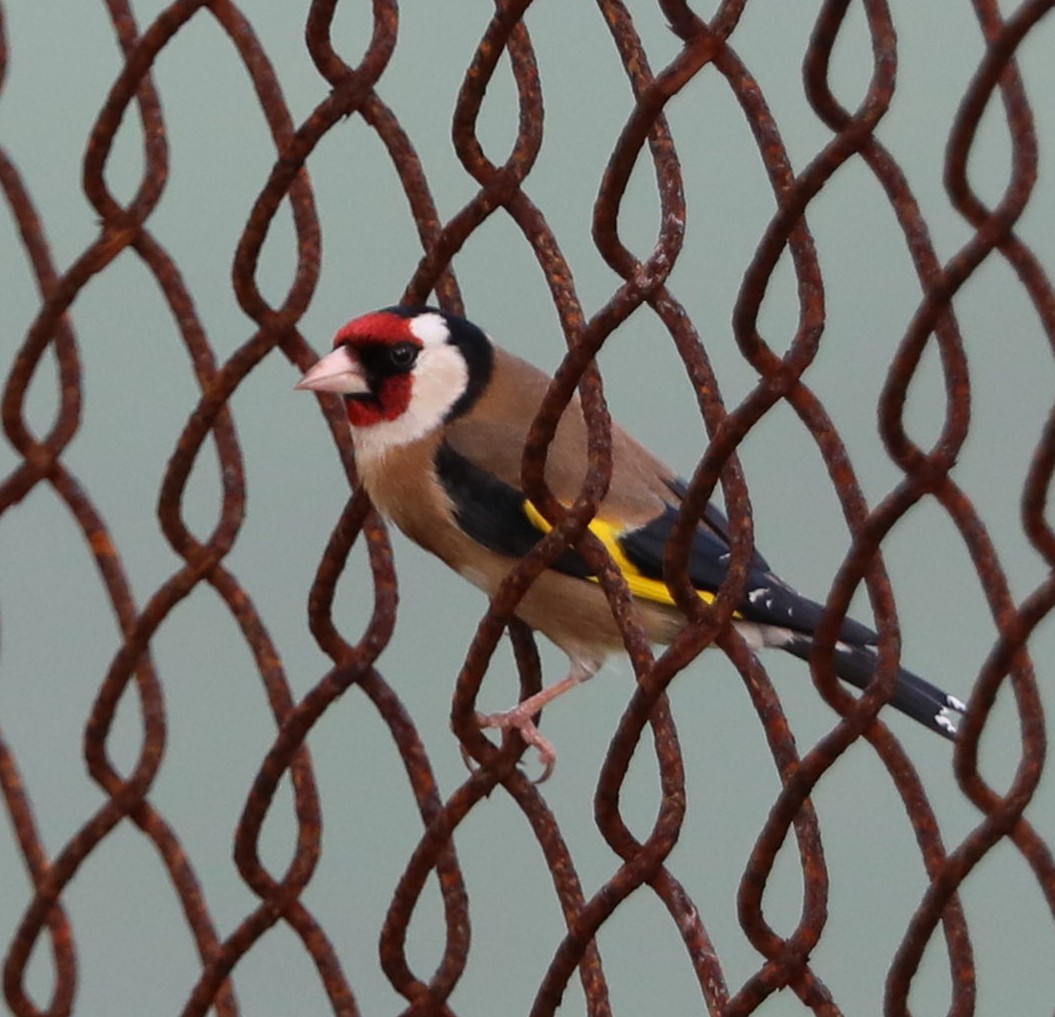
{"left": 295, "top": 345, "right": 370, "bottom": 395}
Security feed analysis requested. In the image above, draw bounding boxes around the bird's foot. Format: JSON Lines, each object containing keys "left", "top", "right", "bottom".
{"left": 468, "top": 659, "right": 602, "bottom": 781}
{"left": 476, "top": 706, "right": 559, "bottom": 783}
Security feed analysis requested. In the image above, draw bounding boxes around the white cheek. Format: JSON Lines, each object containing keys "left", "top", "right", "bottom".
{"left": 410, "top": 343, "right": 468, "bottom": 424}
{"left": 350, "top": 343, "right": 468, "bottom": 460}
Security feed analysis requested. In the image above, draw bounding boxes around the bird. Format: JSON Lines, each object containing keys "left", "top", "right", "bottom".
{"left": 296, "top": 305, "right": 966, "bottom": 777}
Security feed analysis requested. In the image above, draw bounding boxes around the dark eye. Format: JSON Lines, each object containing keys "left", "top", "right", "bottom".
{"left": 388, "top": 342, "right": 419, "bottom": 369}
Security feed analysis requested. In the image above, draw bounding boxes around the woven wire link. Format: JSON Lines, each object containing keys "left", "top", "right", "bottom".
{"left": 1, "top": 1, "right": 1053, "bottom": 1015}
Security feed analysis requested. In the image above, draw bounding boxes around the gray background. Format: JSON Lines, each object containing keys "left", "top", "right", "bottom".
{"left": 2, "top": 2, "right": 1053, "bottom": 1014}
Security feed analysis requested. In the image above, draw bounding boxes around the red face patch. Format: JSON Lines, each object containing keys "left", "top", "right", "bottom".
{"left": 333, "top": 311, "right": 412, "bottom": 349}
{"left": 345, "top": 374, "right": 413, "bottom": 427}
{"left": 333, "top": 312, "right": 422, "bottom": 428}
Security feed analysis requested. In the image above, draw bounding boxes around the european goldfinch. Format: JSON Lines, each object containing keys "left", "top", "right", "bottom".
{"left": 297, "top": 305, "right": 966, "bottom": 775}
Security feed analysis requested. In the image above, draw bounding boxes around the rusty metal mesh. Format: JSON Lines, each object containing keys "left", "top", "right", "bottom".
{"left": 2, "top": 1, "right": 1054, "bottom": 1014}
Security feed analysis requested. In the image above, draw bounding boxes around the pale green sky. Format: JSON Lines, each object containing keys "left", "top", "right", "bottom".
{"left": 2, "top": 3, "right": 1054, "bottom": 1015}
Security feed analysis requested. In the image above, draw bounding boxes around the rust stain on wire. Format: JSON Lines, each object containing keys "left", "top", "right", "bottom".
{"left": 1, "top": 0, "right": 1053, "bottom": 1015}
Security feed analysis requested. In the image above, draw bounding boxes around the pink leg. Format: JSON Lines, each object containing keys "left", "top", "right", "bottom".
{"left": 476, "top": 658, "right": 601, "bottom": 781}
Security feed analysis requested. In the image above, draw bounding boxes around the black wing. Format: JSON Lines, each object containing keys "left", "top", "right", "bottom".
{"left": 437, "top": 445, "right": 876, "bottom": 646}
{"left": 620, "top": 498, "right": 878, "bottom": 645}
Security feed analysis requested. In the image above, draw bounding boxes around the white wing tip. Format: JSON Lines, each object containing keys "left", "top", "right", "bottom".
{"left": 936, "top": 694, "right": 968, "bottom": 737}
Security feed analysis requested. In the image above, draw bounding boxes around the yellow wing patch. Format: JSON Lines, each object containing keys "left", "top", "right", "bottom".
{"left": 523, "top": 500, "right": 718, "bottom": 608}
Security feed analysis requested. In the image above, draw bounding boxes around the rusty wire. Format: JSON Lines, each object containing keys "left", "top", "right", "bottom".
{"left": 1, "top": 0, "right": 1054, "bottom": 1014}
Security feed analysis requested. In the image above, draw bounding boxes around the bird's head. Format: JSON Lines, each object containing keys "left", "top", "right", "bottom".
{"left": 296, "top": 306, "right": 493, "bottom": 450}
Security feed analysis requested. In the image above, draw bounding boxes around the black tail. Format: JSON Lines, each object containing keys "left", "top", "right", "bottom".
{"left": 783, "top": 635, "right": 965, "bottom": 739}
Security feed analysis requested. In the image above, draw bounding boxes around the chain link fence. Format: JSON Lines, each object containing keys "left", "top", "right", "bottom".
{"left": 2, "top": 1, "right": 1054, "bottom": 1014}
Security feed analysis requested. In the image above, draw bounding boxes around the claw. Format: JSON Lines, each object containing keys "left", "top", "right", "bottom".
{"left": 462, "top": 657, "right": 602, "bottom": 782}
{"left": 476, "top": 707, "right": 559, "bottom": 782}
